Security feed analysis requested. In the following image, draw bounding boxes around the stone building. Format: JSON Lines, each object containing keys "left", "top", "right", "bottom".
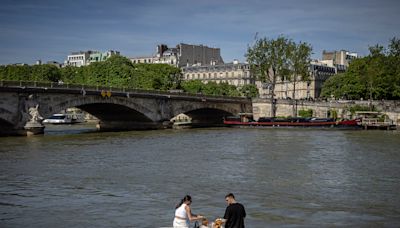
{"left": 65, "top": 51, "right": 94, "bottom": 67}
{"left": 257, "top": 48, "right": 354, "bottom": 99}
{"left": 322, "top": 50, "right": 358, "bottom": 67}
{"left": 46, "top": 61, "right": 62, "bottom": 68}
{"left": 65, "top": 50, "right": 119, "bottom": 67}
{"left": 88, "top": 50, "right": 120, "bottom": 64}
{"left": 181, "top": 60, "right": 255, "bottom": 87}
{"left": 129, "top": 56, "right": 155, "bottom": 64}
{"left": 130, "top": 43, "right": 224, "bottom": 68}
{"left": 259, "top": 61, "right": 337, "bottom": 99}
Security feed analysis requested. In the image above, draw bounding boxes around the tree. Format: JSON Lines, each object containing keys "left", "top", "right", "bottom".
{"left": 181, "top": 80, "right": 204, "bottom": 94}
{"left": 60, "top": 66, "right": 81, "bottom": 83}
{"left": 288, "top": 41, "right": 312, "bottom": 116}
{"left": 321, "top": 37, "right": 400, "bottom": 100}
{"left": 180, "top": 80, "right": 242, "bottom": 96}
{"left": 387, "top": 37, "right": 400, "bottom": 98}
{"left": 0, "top": 65, "right": 31, "bottom": 81}
{"left": 246, "top": 35, "right": 292, "bottom": 117}
{"left": 239, "top": 84, "right": 259, "bottom": 98}
{"left": 1, "top": 55, "right": 184, "bottom": 92}
{"left": 321, "top": 59, "right": 368, "bottom": 100}
{"left": 388, "top": 37, "right": 400, "bottom": 57}
{"left": 131, "top": 63, "right": 181, "bottom": 90}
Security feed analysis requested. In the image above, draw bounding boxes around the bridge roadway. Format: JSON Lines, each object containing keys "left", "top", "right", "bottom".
{"left": 0, "top": 81, "right": 252, "bottom": 136}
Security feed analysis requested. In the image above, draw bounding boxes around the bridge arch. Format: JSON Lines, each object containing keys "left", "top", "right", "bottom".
{"left": 176, "top": 107, "right": 233, "bottom": 127}
{"left": 77, "top": 103, "right": 153, "bottom": 122}
{"left": 44, "top": 96, "right": 156, "bottom": 122}
{"left": 0, "top": 107, "right": 16, "bottom": 125}
{"left": 173, "top": 102, "right": 238, "bottom": 117}
{"left": 0, "top": 118, "right": 15, "bottom": 136}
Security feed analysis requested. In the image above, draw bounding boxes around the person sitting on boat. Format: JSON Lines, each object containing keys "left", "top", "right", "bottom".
{"left": 173, "top": 195, "right": 204, "bottom": 228}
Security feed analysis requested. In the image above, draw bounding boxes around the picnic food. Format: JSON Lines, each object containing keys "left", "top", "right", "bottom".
{"left": 213, "top": 218, "right": 223, "bottom": 228}
{"left": 202, "top": 218, "right": 208, "bottom": 226}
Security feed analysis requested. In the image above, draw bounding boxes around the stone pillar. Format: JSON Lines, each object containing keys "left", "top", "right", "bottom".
{"left": 21, "top": 94, "right": 45, "bottom": 136}
{"left": 24, "top": 121, "right": 45, "bottom": 136}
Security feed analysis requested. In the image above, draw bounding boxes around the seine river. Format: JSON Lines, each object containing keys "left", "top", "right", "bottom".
{"left": 1, "top": 125, "right": 400, "bottom": 227}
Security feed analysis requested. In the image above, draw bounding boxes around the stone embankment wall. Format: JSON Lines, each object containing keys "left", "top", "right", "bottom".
{"left": 253, "top": 99, "right": 400, "bottom": 124}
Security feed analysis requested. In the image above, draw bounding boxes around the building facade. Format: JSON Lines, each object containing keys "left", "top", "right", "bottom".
{"left": 46, "top": 61, "right": 62, "bottom": 68}
{"left": 65, "top": 50, "right": 119, "bottom": 67}
{"left": 65, "top": 51, "right": 93, "bottom": 67}
{"left": 130, "top": 56, "right": 156, "bottom": 64}
{"left": 88, "top": 50, "right": 120, "bottom": 64}
{"left": 130, "top": 43, "right": 224, "bottom": 68}
{"left": 258, "top": 61, "right": 337, "bottom": 99}
{"left": 181, "top": 60, "right": 254, "bottom": 87}
{"left": 176, "top": 43, "right": 224, "bottom": 67}
{"left": 182, "top": 60, "right": 337, "bottom": 99}
{"left": 322, "top": 50, "right": 358, "bottom": 67}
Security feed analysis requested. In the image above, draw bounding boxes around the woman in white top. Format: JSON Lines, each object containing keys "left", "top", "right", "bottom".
{"left": 173, "top": 195, "right": 204, "bottom": 228}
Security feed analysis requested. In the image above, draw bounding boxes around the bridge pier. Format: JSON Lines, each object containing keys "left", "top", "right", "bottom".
{"left": 96, "top": 121, "right": 167, "bottom": 131}
{"left": 24, "top": 122, "right": 45, "bottom": 136}
{"left": 0, "top": 125, "right": 44, "bottom": 136}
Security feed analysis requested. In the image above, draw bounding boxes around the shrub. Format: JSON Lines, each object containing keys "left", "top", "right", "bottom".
{"left": 298, "top": 109, "right": 313, "bottom": 117}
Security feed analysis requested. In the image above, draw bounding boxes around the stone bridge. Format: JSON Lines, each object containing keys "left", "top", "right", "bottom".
{"left": 0, "top": 81, "right": 252, "bottom": 136}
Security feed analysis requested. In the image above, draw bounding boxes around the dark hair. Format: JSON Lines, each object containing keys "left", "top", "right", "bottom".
{"left": 176, "top": 195, "right": 192, "bottom": 209}
{"left": 225, "top": 193, "right": 235, "bottom": 199}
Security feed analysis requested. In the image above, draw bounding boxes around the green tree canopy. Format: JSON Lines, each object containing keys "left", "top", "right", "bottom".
{"left": 246, "top": 35, "right": 303, "bottom": 116}
{"left": 1, "top": 55, "right": 184, "bottom": 92}
{"left": 181, "top": 80, "right": 241, "bottom": 96}
{"left": 321, "top": 37, "right": 400, "bottom": 100}
{"left": 0, "top": 64, "right": 62, "bottom": 82}
{"left": 288, "top": 41, "right": 312, "bottom": 116}
{"left": 239, "top": 84, "right": 259, "bottom": 98}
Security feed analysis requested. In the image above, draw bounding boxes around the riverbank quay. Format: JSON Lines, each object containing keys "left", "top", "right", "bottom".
{"left": 252, "top": 98, "right": 400, "bottom": 128}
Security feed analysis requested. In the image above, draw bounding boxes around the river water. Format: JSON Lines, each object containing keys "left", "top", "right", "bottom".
{"left": 1, "top": 125, "right": 400, "bottom": 227}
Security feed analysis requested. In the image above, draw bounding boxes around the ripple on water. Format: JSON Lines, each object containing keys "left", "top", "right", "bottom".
{"left": 1, "top": 128, "right": 400, "bottom": 227}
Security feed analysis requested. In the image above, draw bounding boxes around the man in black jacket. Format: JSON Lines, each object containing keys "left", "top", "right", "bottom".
{"left": 222, "top": 193, "right": 246, "bottom": 228}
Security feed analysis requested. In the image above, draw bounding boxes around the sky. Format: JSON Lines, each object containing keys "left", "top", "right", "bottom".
{"left": 1, "top": 0, "right": 399, "bottom": 65}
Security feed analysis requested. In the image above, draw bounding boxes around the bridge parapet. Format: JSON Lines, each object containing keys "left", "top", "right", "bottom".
{"left": 0, "top": 80, "right": 249, "bottom": 103}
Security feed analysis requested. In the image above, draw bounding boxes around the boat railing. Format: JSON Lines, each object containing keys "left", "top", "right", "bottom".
{"left": 361, "top": 118, "right": 393, "bottom": 126}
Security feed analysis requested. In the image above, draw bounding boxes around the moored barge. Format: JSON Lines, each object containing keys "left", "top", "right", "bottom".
{"left": 224, "top": 116, "right": 362, "bottom": 129}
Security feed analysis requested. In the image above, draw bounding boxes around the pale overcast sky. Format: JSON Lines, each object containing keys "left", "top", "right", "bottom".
{"left": 0, "top": 0, "right": 399, "bottom": 64}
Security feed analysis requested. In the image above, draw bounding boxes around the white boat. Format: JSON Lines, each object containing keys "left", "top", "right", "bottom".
{"left": 42, "top": 114, "right": 82, "bottom": 124}
{"left": 171, "top": 113, "right": 192, "bottom": 129}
